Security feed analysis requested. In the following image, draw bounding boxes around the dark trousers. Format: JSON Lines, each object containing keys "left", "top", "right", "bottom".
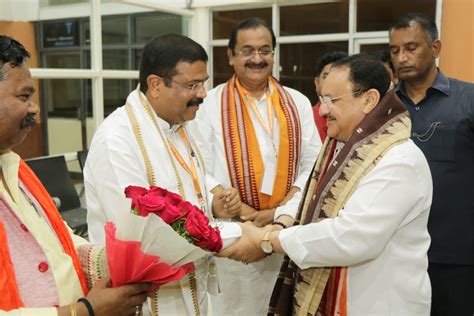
{"left": 428, "top": 263, "right": 474, "bottom": 316}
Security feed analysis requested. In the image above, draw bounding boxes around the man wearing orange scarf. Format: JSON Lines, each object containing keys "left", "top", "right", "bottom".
{"left": 190, "top": 18, "right": 321, "bottom": 316}
{"left": 0, "top": 35, "right": 148, "bottom": 315}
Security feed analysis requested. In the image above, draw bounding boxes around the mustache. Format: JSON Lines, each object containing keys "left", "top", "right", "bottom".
{"left": 187, "top": 98, "right": 203, "bottom": 107}
{"left": 324, "top": 114, "right": 336, "bottom": 120}
{"left": 245, "top": 61, "right": 268, "bottom": 69}
{"left": 20, "top": 114, "right": 36, "bottom": 128}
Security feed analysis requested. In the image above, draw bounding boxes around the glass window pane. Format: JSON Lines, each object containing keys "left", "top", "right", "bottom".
{"left": 134, "top": 13, "right": 188, "bottom": 45}
{"left": 134, "top": 49, "right": 143, "bottom": 69}
{"left": 102, "top": 16, "right": 129, "bottom": 45}
{"left": 43, "top": 79, "right": 84, "bottom": 117}
{"left": 84, "top": 15, "right": 129, "bottom": 46}
{"left": 280, "top": 1, "right": 349, "bottom": 36}
{"left": 357, "top": 0, "right": 436, "bottom": 32}
{"left": 85, "top": 80, "right": 131, "bottom": 117}
{"left": 279, "top": 42, "right": 349, "bottom": 105}
{"left": 43, "top": 53, "right": 81, "bottom": 69}
{"left": 84, "top": 50, "right": 90, "bottom": 69}
{"left": 212, "top": 8, "right": 272, "bottom": 40}
{"left": 212, "top": 46, "right": 233, "bottom": 87}
{"left": 360, "top": 43, "right": 390, "bottom": 53}
{"left": 83, "top": 20, "right": 90, "bottom": 46}
{"left": 103, "top": 49, "right": 129, "bottom": 70}
{"left": 104, "top": 80, "right": 131, "bottom": 116}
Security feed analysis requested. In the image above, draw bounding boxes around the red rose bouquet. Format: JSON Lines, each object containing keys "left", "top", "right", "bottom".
{"left": 124, "top": 185, "right": 223, "bottom": 252}
{"left": 105, "top": 185, "right": 223, "bottom": 291}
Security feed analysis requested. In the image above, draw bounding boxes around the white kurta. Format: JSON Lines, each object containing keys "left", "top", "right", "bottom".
{"left": 85, "top": 90, "right": 231, "bottom": 316}
{"left": 189, "top": 83, "right": 321, "bottom": 315}
{"left": 280, "top": 140, "right": 432, "bottom": 316}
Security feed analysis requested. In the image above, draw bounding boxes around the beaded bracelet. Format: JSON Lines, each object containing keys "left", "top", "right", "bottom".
{"left": 77, "top": 297, "right": 95, "bottom": 316}
{"left": 272, "top": 221, "right": 287, "bottom": 229}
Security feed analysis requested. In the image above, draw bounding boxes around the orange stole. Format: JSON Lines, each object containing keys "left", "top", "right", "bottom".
{"left": 0, "top": 160, "right": 88, "bottom": 311}
{"left": 221, "top": 75, "right": 301, "bottom": 210}
{"left": 0, "top": 221, "right": 24, "bottom": 310}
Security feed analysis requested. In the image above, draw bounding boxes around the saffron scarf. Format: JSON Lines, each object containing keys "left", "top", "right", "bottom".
{"left": 269, "top": 91, "right": 411, "bottom": 316}
{"left": 0, "top": 159, "right": 88, "bottom": 311}
{"left": 221, "top": 75, "right": 302, "bottom": 210}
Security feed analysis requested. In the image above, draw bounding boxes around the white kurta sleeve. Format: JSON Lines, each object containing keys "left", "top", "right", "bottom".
{"left": 274, "top": 191, "right": 302, "bottom": 220}
{"left": 85, "top": 126, "right": 149, "bottom": 245}
{"left": 279, "top": 144, "right": 432, "bottom": 269}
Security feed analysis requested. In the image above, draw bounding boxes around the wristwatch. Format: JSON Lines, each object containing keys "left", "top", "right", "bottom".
{"left": 260, "top": 231, "right": 273, "bottom": 255}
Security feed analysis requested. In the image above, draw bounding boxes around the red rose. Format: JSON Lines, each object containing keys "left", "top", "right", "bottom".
{"left": 136, "top": 192, "right": 166, "bottom": 216}
{"left": 184, "top": 206, "right": 211, "bottom": 240}
{"left": 149, "top": 186, "right": 167, "bottom": 197}
{"left": 164, "top": 191, "right": 183, "bottom": 207}
{"left": 124, "top": 185, "right": 148, "bottom": 208}
{"left": 160, "top": 205, "right": 186, "bottom": 224}
{"left": 196, "top": 227, "right": 223, "bottom": 253}
{"left": 149, "top": 186, "right": 182, "bottom": 207}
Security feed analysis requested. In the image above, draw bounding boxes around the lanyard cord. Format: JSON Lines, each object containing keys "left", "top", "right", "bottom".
{"left": 167, "top": 127, "right": 205, "bottom": 206}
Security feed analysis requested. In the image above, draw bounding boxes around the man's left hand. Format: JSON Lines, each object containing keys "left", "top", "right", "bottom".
{"left": 241, "top": 208, "right": 275, "bottom": 227}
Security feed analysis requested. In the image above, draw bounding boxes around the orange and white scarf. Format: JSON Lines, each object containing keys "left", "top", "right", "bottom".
{"left": 221, "top": 75, "right": 302, "bottom": 210}
{"left": 0, "top": 160, "right": 88, "bottom": 311}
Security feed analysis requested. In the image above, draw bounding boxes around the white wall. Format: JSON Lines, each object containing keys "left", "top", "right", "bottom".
{"left": 47, "top": 117, "right": 95, "bottom": 151}
{"left": 0, "top": 0, "right": 38, "bottom": 21}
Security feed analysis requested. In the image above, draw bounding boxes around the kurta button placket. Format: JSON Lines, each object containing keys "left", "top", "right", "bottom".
{"left": 38, "top": 262, "right": 49, "bottom": 273}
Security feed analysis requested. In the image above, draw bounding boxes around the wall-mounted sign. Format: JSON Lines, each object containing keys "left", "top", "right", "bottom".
{"left": 43, "top": 20, "right": 79, "bottom": 48}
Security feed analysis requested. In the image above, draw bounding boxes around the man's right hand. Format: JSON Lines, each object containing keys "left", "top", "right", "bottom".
{"left": 211, "top": 186, "right": 241, "bottom": 218}
{"left": 84, "top": 279, "right": 149, "bottom": 316}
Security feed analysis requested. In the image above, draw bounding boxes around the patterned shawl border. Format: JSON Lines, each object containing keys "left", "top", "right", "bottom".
{"left": 221, "top": 75, "right": 302, "bottom": 209}
{"left": 235, "top": 84, "right": 259, "bottom": 208}
{"left": 271, "top": 77, "right": 302, "bottom": 192}
{"left": 221, "top": 76, "right": 260, "bottom": 209}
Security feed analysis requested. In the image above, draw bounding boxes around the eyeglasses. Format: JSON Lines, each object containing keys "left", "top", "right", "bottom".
{"left": 234, "top": 48, "right": 275, "bottom": 58}
{"left": 319, "top": 90, "right": 364, "bottom": 109}
{"left": 159, "top": 76, "right": 207, "bottom": 93}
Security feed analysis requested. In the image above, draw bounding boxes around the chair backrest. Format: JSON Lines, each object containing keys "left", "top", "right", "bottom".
{"left": 77, "top": 149, "right": 88, "bottom": 171}
{"left": 25, "top": 155, "right": 81, "bottom": 212}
